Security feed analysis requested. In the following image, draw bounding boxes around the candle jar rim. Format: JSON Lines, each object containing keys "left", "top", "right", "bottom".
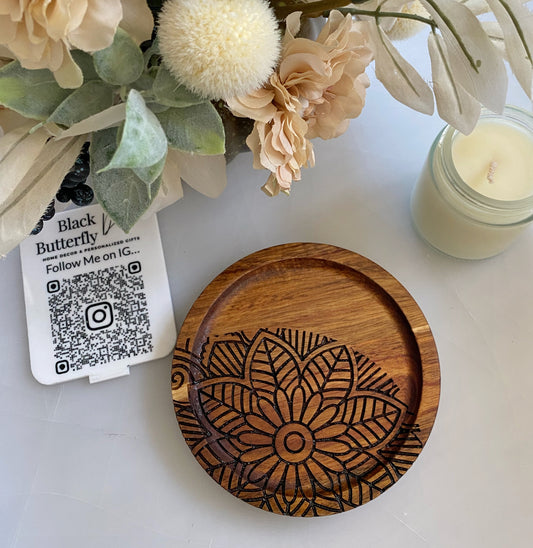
{"left": 432, "top": 105, "right": 533, "bottom": 227}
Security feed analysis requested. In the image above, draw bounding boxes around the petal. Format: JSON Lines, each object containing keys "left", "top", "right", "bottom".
{"left": 282, "top": 465, "right": 299, "bottom": 506}
{"left": 309, "top": 404, "right": 338, "bottom": 431}
{"left": 306, "top": 458, "right": 335, "bottom": 491}
{"left": 296, "top": 463, "right": 313, "bottom": 491}
{"left": 68, "top": 0, "right": 122, "bottom": 52}
{"left": 313, "top": 453, "right": 345, "bottom": 473}
{"left": 303, "top": 344, "right": 355, "bottom": 401}
{"left": 53, "top": 44, "right": 83, "bottom": 88}
{"left": 238, "top": 432, "right": 274, "bottom": 447}
{"left": 246, "top": 413, "right": 277, "bottom": 435}
{"left": 245, "top": 331, "right": 300, "bottom": 396}
{"left": 119, "top": 0, "right": 154, "bottom": 44}
{"left": 247, "top": 454, "right": 279, "bottom": 484}
{"left": 275, "top": 388, "right": 292, "bottom": 423}
{"left": 241, "top": 446, "right": 274, "bottom": 463}
{"left": 285, "top": 464, "right": 297, "bottom": 489}
{"left": 257, "top": 397, "right": 283, "bottom": 427}
{"left": 265, "top": 461, "right": 287, "bottom": 493}
{"left": 315, "top": 439, "right": 354, "bottom": 455}
{"left": 291, "top": 386, "right": 305, "bottom": 422}
{"left": 301, "top": 392, "right": 323, "bottom": 425}
{"left": 313, "top": 422, "right": 349, "bottom": 440}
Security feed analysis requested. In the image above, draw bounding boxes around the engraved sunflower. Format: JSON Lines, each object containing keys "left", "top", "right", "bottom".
{"left": 237, "top": 387, "right": 357, "bottom": 495}
{"left": 173, "top": 329, "right": 421, "bottom": 515}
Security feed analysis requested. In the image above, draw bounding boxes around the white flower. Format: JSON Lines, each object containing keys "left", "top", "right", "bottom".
{"left": 158, "top": 0, "right": 281, "bottom": 99}
{"left": 0, "top": 0, "right": 154, "bottom": 88}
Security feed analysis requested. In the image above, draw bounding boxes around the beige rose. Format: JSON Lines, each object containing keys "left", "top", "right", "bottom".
{"left": 247, "top": 109, "right": 315, "bottom": 195}
{"left": 230, "top": 72, "right": 314, "bottom": 194}
{"left": 0, "top": 0, "right": 153, "bottom": 88}
{"left": 227, "top": 10, "right": 371, "bottom": 192}
{"left": 281, "top": 11, "right": 373, "bottom": 140}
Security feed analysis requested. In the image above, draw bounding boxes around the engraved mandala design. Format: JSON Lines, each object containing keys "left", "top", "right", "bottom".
{"left": 172, "top": 328, "right": 423, "bottom": 516}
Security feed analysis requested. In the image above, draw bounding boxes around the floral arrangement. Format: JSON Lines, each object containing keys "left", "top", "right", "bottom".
{"left": 1, "top": 0, "right": 532, "bottom": 256}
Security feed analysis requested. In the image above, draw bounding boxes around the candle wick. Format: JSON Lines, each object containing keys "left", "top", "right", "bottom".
{"left": 487, "top": 161, "right": 498, "bottom": 184}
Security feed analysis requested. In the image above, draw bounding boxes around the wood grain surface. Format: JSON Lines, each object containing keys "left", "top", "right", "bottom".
{"left": 172, "top": 243, "right": 440, "bottom": 516}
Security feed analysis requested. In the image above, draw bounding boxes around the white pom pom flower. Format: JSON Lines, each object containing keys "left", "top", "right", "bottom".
{"left": 158, "top": 0, "right": 281, "bottom": 100}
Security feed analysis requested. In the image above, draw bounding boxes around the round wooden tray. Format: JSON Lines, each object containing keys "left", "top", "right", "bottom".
{"left": 171, "top": 243, "right": 440, "bottom": 516}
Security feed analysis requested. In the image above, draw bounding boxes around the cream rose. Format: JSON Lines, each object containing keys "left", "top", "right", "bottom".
{"left": 0, "top": 0, "right": 153, "bottom": 88}
{"left": 281, "top": 11, "right": 373, "bottom": 140}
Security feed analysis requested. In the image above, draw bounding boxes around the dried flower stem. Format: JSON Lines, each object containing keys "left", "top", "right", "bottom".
{"left": 273, "top": 1, "right": 436, "bottom": 29}
{"left": 335, "top": 7, "right": 436, "bottom": 30}
{"left": 272, "top": 1, "right": 368, "bottom": 20}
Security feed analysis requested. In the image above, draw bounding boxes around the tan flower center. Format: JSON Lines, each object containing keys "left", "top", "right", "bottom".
{"left": 275, "top": 423, "right": 313, "bottom": 464}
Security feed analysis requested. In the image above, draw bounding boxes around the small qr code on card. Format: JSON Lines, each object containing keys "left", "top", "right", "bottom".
{"left": 48, "top": 263, "right": 153, "bottom": 373}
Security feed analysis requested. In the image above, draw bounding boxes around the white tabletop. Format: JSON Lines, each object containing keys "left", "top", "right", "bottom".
{"left": 1, "top": 34, "right": 532, "bottom": 548}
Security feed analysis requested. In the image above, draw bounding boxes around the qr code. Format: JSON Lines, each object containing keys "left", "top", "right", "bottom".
{"left": 47, "top": 263, "right": 153, "bottom": 372}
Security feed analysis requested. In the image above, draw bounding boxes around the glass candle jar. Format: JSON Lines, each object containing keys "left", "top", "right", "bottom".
{"left": 411, "top": 106, "right": 533, "bottom": 260}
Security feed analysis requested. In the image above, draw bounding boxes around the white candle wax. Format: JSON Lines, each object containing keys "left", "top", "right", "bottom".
{"left": 411, "top": 106, "right": 533, "bottom": 260}
{"left": 452, "top": 120, "right": 533, "bottom": 201}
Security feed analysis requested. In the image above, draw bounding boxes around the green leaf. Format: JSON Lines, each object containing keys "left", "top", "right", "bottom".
{"left": 156, "top": 103, "right": 225, "bottom": 155}
{"left": 91, "top": 127, "right": 162, "bottom": 233}
{"left": 100, "top": 89, "right": 167, "bottom": 171}
{"left": 0, "top": 61, "right": 71, "bottom": 120}
{"left": 133, "top": 153, "right": 167, "bottom": 187}
{"left": 93, "top": 28, "right": 144, "bottom": 85}
{"left": 147, "top": 102, "right": 170, "bottom": 113}
{"left": 70, "top": 50, "right": 99, "bottom": 82}
{"left": 47, "top": 81, "right": 114, "bottom": 127}
{"left": 153, "top": 65, "right": 205, "bottom": 107}
{"left": 143, "top": 37, "right": 160, "bottom": 69}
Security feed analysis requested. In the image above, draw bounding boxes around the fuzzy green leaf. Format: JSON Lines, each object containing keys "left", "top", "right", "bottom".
{"left": 100, "top": 89, "right": 167, "bottom": 171}
{"left": 91, "top": 127, "right": 162, "bottom": 233}
{"left": 70, "top": 50, "right": 99, "bottom": 82}
{"left": 93, "top": 28, "right": 144, "bottom": 85}
{"left": 0, "top": 61, "right": 71, "bottom": 120}
{"left": 133, "top": 153, "right": 167, "bottom": 187}
{"left": 156, "top": 103, "right": 225, "bottom": 155}
{"left": 153, "top": 65, "right": 205, "bottom": 107}
{"left": 47, "top": 81, "right": 114, "bottom": 127}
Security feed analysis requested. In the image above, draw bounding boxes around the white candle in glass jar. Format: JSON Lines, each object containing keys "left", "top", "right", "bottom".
{"left": 411, "top": 106, "right": 533, "bottom": 259}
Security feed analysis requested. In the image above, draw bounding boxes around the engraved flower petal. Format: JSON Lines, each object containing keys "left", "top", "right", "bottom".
{"left": 306, "top": 457, "right": 336, "bottom": 490}
{"left": 313, "top": 422, "right": 349, "bottom": 440}
{"left": 245, "top": 413, "right": 277, "bottom": 435}
{"left": 314, "top": 439, "right": 354, "bottom": 455}
{"left": 290, "top": 385, "right": 305, "bottom": 422}
{"left": 308, "top": 404, "right": 339, "bottom": 431}
{"left": 241, "top": 446, "right": 275, "bottom": 463}
{"left": 297, "top": 463, "right": 313, "bottom": 491}
{"left": 312, "top": 453, "right": 345, "bottom": 474}
{"left": 246, "top": 331, "right": 301, "bottom": 396}
{"left": 265, "top": 461, "right": 288, "bottom": 492}
{"left": 275, "top": 388, "right": 292, "bottom": 423}
{"left": 247, "top": 454, "right": 279, "bottom": 485}
{"left": 238, "top": 432, "right": 274, "bottom": 447}
{"left": 257, "top": 397, "right": 283, "bottom": 427}
{"left": 302, "top": 343, "right": 355, "bottom": 403}
{"left": 301, "top": 392, "right": 323, "bottom": 424}
{"left": 282, "top": 465, "right": 299, "bottom": 506}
